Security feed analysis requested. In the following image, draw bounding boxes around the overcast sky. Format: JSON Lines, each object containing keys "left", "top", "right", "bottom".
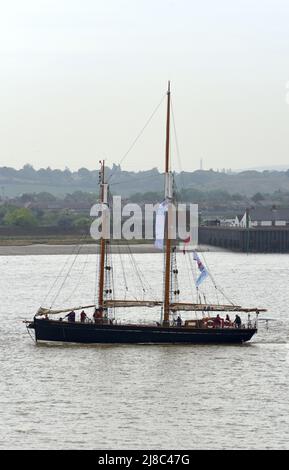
{"left": 0, "top": 0, "right": 289, "bottom": 172}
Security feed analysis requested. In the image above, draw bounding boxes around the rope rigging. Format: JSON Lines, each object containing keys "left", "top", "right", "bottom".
{"left": 49, "top": 236, "right": 89, "bottom": 309}
{"left": 41, "top": 232, "right": 89, "bottom": 308}
{"left": 94, "top": 249, "right": 99, "bottom": 305}
{"left": 108, "top": 93, "right": 167, "bottom": 184}
{"left": 104, "top": 241, "right": 115, "bottom": 319}
{"left": 60, "top": 251, "right": 90, "bottom": 305}
{"left": 201, "top": 250, "right": 235, "bottom": 306}
{"left": 171, "top": 98, "right": 185, "bottom": 192}
{"left": 117, "top": 243, "right": 129, "bottom": 299}
{"left": 127, "top": 245, "right": 147, "bottom": 299}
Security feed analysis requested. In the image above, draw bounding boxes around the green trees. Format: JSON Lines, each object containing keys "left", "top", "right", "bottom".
{"left": 3, "top": 208, "right": 38, "bottom": 227}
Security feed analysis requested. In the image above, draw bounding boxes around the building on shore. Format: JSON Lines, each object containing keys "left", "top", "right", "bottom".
{"left": 235, "top": 207, "right": 289, "bottom": 228}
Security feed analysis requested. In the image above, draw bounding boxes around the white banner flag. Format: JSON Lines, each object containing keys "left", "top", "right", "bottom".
{"left": 154, "top": 201, "right": 168, "bottom": 249}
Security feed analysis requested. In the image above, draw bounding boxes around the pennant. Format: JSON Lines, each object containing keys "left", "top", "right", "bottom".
{"left": 193, "top": 251, "right": 208, "bottom": 287}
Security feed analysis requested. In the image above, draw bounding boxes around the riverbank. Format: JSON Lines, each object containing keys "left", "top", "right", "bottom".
{"left": 0, "top": 243, "right": 225, "bottom": 256}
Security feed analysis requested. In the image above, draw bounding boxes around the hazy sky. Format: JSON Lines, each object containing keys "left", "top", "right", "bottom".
{"left": 1, "top": 0, "right": 289, "bottom": 172}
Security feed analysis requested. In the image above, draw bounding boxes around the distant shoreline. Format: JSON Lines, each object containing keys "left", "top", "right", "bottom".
{"left": 0, "top": 243, "right": 225, "bottom": 256}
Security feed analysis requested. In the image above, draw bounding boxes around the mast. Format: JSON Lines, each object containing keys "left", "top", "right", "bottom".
{"left": 163, "top": 81, "right": 172, "bottom": 326}
{"left": 98, "top": 160, "right": 106, "bottom": 310}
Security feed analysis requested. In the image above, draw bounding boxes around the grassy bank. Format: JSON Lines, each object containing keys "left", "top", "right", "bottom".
{"left": 0, "top": 234, "right": 153, "bottom": 246}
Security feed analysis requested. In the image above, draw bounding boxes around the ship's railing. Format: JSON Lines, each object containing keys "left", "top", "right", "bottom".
{"left": 37, "top": 314, "right": 258, "bottom": 329}
{"left": 182, "top": 313, "right": 258, "bottom": 329}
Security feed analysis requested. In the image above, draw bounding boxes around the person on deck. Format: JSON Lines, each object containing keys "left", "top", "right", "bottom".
{"left": 65, "top": 310, "right": 76, "bottom": 322}
{"left": 93, "top": 308, "right": 103, "bottom": 323}
{"left": 80, "top": 310, "right": 87, "bottom": 323}
{"left": 234, "top": 314, "right": 242, "bottom": 328}
{"left": 176, "top": 315, "right": 182, "bottom": 327}
{"left": 224, "top": 314, "right": 231, "bottom": 326}
{"left": 213, "top": 314, "right": 224, "bottom": 328}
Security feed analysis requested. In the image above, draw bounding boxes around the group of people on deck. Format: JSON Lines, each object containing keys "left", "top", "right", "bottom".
{"left": 172, "top": 313, "right": 242, "bottom": 328}
{"left": 62, "top": 310, "right": 242, "bottom": 328}
{"left": 64, "top": 307, "right": 107, "bottom": 323}
{"left": 213, "top": 314, "right": 242, "bottom": 328}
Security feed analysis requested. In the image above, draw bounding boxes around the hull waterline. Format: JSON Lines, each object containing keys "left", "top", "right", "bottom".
{"left": 28, "top": 319, "right": 257, "bottom": 345}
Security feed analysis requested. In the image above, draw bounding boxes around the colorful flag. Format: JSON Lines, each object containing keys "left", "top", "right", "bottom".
{"left": 193, "top": 251, "right": 208, "bottom": 287}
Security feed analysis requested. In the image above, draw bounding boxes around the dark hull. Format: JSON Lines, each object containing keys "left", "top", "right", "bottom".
{"left": 29, "top": 319, "right": 257, "bottom": 344}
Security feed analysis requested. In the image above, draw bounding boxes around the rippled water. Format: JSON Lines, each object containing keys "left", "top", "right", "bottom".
{"left": 0, "top": 251, "right": 288, "bottom": 449}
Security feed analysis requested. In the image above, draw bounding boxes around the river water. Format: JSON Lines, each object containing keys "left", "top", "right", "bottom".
{"left": 0, "top": 251, "right": 288, "bottom": 449}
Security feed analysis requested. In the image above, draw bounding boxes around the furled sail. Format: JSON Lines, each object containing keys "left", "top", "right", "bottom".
{"left": 36, "top": 305, "right": 97, "bottom": 316}
{"left": 104, "top": 300, "right": 163, "bottom": 308}
{"left": 170, "top": 302, "right": 266, "bottom": 313}
{"left": 36, "top": 300, "right": 163, "bottom": 316}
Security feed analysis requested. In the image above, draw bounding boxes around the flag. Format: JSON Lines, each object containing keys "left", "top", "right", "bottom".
{"left": 154, "top": 201, "right": 168, "bottom": 249}
{"left": 193, "top": 251, "right": 208, "bottom": 287}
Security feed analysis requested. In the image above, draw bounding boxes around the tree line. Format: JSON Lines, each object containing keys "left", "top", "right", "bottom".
{"left": 2, "top": 165, "right": 289, "bottom": 198}
{"left": 1, "top": 188, "right": 289, "bottom": 229}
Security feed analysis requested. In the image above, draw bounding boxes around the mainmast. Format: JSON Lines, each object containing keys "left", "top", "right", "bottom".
{"left": 163, "top": 81, "right": 172, "bottom": 326}
{"left": 98, "top": 160, "right": 106, "bottom": 310}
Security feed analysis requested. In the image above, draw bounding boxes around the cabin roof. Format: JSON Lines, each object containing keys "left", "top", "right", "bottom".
{"left": 249, "top": 207, "right": 289, "bottom": 222}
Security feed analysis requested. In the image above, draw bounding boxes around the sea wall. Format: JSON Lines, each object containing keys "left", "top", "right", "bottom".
{"left": 199, "top": 226, "right": 289, "bottom": 252}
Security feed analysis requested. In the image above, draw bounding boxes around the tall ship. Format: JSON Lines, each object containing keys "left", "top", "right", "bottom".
{"left": 27, "top": 83, "right": 266, "bottom": 344}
